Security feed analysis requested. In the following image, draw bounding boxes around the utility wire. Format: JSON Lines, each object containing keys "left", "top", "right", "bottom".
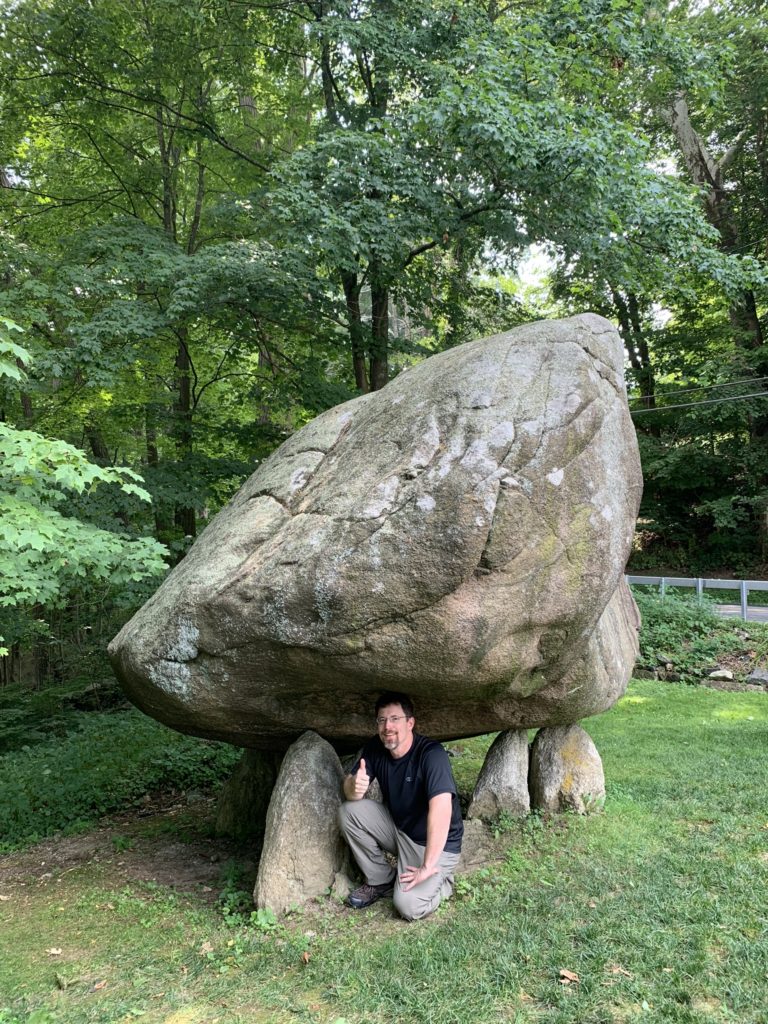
{"left": 631, "top": 389, "right": 768, "bottom": 415}
{"left": 636, "top": 375, "right": 768, "bottom": 402}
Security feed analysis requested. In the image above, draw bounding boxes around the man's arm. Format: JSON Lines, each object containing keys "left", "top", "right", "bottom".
{"left": 343, "top": 757, "right": 370, "bottom": 801}
{"left": 400, "top": 792, "right": 452, "bottom": 891}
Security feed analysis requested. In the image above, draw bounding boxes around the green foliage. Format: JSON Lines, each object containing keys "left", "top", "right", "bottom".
{"left": 0, "top": 678, "right": 113, "bottom": 754}
{"left": 633, "top": 588, "right": 746, "bottom": 679}
{"left": 0, "top": 323, "right": 167, "bottom": 662}
{"left": 0, "top": 710, "right": 241, "bottom": 850}
{"left": 0, "top": 316, "right": 26, "bottom": 383}
{"left": 216, "top": 861, "right": 255, "bottom": 925}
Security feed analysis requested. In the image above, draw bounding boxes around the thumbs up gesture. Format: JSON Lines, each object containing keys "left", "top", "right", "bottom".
{"left": 353, "top": 758, "right": 370, "bottom": 798}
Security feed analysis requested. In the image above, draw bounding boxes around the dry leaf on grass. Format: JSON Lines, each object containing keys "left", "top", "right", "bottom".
{"left": 0, "top": 894, "right": 11, "bottom": 902}
{"left": 91, "top": 980, "right": 108, "bottom": 991}
{"left": 559, "top": 969, "right": 580, "bottom": 985}
{"left": 46, "top": 948, "right": 63, "bottom": 956}
{"left": 609, "top": 965, "right": 633, "bottom": 977}
{"left": 301, "top": 951, "right": 311, "bottom": 964}
{"left": 199, "top": 941, "right": 214, "bottom": 955}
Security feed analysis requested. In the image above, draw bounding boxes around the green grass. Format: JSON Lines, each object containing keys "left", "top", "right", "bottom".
{"left": 1, "top": 680, "right": 767, "bottom": 1024}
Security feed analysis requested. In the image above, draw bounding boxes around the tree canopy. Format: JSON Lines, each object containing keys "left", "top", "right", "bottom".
{"left": 0, "top": 0, "right": 766, "bottom": 682}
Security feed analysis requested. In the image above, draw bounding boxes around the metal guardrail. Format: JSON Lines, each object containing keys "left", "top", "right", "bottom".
{"left": 626, "top": 575, "right": 768, "bottom": 621}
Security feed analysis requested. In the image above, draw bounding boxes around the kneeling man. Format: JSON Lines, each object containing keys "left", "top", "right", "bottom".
{"left": 339, "top": 691, "right": 463, "bottom": 921}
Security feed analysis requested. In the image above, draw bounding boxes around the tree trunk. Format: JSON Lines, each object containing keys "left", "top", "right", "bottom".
{"left": 369, "top": 280, "right": 389, "bottom": 391}
{"left": 612, "top": 290, "right": 659, "bottom": 436}
{"left": 146, "top": 403, "right": 173, "bottom": 542}
{"left": 669, "top": 93, "right": 764, "bottom": 350}
{"left": 85, "top": 423, "right": 111, "bottom": 465}
{"left": 173, "top": 330, "right": 196, "bottom": 542}
{"left": 17, "top": 358, "right": 33, "bottom": 423}
{"left": 342, "top": 273, "right": 370, "bottom": 392}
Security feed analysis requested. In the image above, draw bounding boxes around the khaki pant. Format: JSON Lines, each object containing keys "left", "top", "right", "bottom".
{"left": 339, "top": 799, "right": 460, "bottom": 921}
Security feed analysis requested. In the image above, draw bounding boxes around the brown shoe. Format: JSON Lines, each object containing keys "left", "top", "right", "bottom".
{"left": 347, "top": 881, "right": 394, "bottom": 909}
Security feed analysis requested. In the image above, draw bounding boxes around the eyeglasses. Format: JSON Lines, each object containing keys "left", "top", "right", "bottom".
{"left": 375, "top": 715, "right": 409, "bottom": 726}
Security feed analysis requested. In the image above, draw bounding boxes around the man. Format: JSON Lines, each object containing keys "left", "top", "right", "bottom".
{"left": 339, "top": 691, "right": 463, "bottom": 921}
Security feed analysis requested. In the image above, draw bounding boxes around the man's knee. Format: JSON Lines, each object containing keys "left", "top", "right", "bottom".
{"left": 393, "top": 887, "right": 439, "bottom": 922}
{"left": 338, "top": 797, "right": 385, "bottom": 838}
{"left": 338, "top": 798, "right": 371, "bottom": 828}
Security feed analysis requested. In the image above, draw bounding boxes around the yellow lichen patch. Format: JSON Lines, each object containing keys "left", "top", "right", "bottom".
{"left": 560, "top": 733, "right": 591, "bottom": 772}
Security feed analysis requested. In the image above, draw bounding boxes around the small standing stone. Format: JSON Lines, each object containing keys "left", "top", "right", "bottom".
{"left": 529, "top": 725, "right": 605, "bottom": 814}
{"left": 254, "top": 731, "right": 349, "bottom": 914}
{"left": 215, "top": 749, "right": 282, "bottom": 841}
{"left": 468, "top": 729, "right": 530, "bottom": 821}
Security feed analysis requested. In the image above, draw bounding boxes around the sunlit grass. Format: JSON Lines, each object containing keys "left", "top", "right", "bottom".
{"left": 1, "top": 679, "right": 767, "bottom": 1024}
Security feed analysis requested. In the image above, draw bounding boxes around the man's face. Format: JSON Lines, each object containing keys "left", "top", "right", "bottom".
{"left": 376, "top": 702, "right": 415, "bottom": 758}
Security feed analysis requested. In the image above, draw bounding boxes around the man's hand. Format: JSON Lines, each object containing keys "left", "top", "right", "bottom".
{"left": 399, "top": 863, "right": 438, "bottom": 892}
{"left": 352, "top": 758, "right": 370, "bottom": 798}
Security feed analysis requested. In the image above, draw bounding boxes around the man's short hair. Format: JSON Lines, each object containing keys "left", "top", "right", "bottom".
{"left": 375, "top": 691, "right": 415, "bottom": 719}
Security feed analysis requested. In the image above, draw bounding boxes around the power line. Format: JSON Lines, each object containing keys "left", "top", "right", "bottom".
{"left": 633, "top": 375, "right": 768, "bottom": 403}
{"left": 631, "top": 389, "right": 768, "bottom": 415}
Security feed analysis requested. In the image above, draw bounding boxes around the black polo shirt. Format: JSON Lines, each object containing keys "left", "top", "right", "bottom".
{"left": 352, "top": 733, "right": 463, "bottom": 853}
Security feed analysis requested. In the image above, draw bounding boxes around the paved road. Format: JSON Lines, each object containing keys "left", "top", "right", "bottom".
{"left": 714, "top": 604, "right": 768, "bottom": 623}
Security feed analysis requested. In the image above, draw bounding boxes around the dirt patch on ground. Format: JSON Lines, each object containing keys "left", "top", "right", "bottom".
{"left": 0, "top": 793, "right": 508, "bottom": 921}
{"left": 0, "top": 794, "right": 256, "bottom": 905}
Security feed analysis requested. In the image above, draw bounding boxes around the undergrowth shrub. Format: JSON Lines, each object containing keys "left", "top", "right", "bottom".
{"left": 633, "top": 588, "right": 745, "bottom": 679}
{"left": 0, "top": 678, "right": 125, "bottom": 754}
{"left": 0, "top": 710, "right": 241, "bottom": 850}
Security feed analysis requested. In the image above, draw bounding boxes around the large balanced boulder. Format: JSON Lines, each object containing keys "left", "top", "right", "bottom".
{"left": 109, "top": 314, "right": 642, "bottom": 749}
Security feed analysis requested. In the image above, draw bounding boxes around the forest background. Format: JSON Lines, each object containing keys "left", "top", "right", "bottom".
{"left": 0, "top": 0, "right": 767, "bottom": 689}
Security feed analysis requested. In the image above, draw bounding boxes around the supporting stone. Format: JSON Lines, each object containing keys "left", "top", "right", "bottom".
{"left": 215, "top": 749, "right": 282, "bottom": 842}
{"left": 529, "top": 724, "right": 605, "bottom": 814}
{"left": 467, "top": 729, "right": 530, "bottom": 821}
{"left": 254, "top": 730, "right": 350, "bottom": 914}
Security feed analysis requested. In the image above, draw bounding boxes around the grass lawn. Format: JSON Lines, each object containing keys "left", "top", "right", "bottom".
{"left": 1, "top": 679, "right": 767, "bottom": 1024}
